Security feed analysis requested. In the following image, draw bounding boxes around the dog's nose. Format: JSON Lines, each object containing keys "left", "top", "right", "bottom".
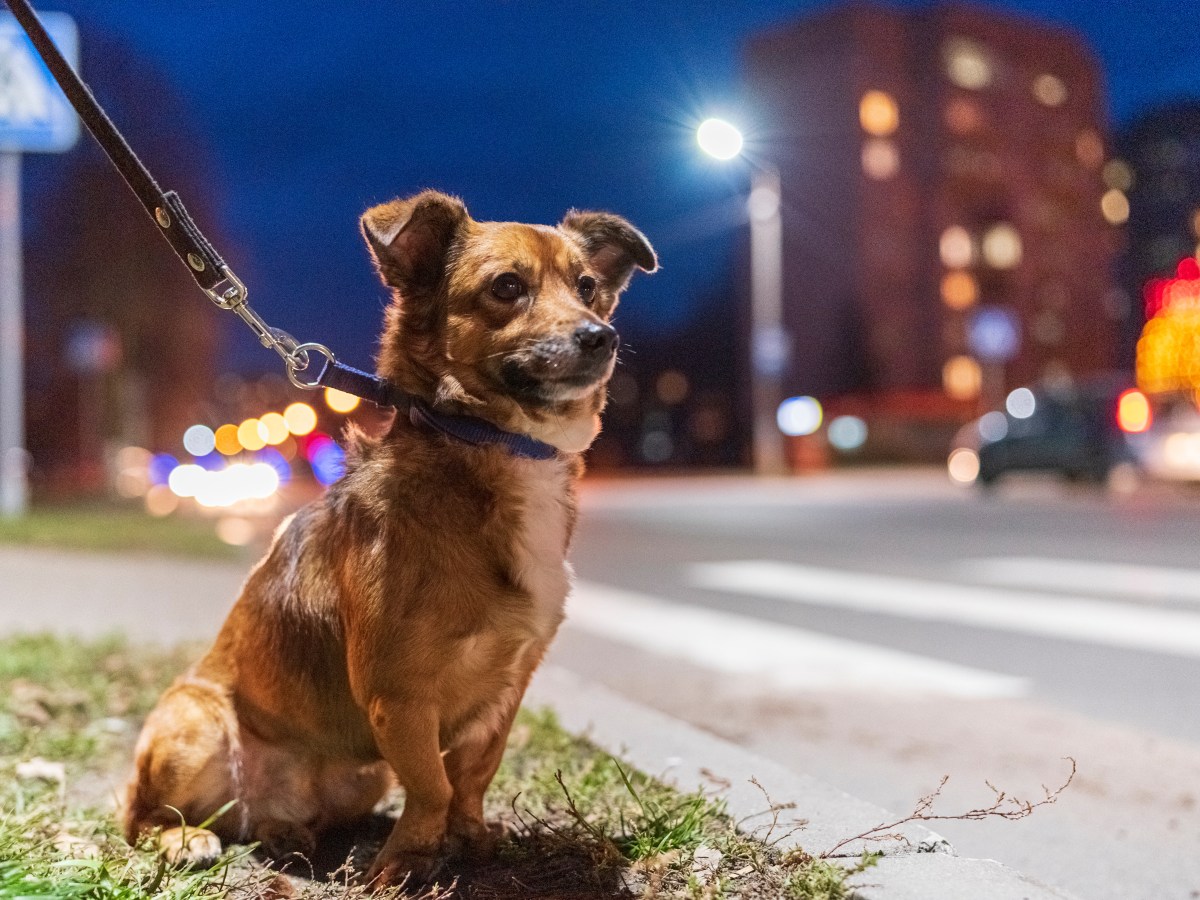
{"left": 574, "top": 322, "right": 618, "bottom": 356}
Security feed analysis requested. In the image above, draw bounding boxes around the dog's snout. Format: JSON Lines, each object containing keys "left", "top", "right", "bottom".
{"left": 573, "top": 321, "right": 618, "bottom": 356}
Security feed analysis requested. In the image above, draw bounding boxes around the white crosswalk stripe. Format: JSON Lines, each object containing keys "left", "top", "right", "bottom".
{"left": 689, "top": 560, "right": 1200, "bottom": 658}
{"left": 959, "top": 556, "right": 1200, "bottom": 605}
{"left": 566, "top": 580, "right": 1028, "bottom": 698}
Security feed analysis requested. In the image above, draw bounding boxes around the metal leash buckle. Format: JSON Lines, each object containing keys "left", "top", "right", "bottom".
{"left": 203, "top": 266, "right": 247, "bottom": 310}
{"left": 203, "top": 263, "right": 337, "bottom": 390}
{"left": 285, "top": 341, "right": 335, "bottom": 390}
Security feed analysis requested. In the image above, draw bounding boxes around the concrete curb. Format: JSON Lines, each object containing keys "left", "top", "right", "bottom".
{"left": 527, "top": 664, "right": 1080, "bottom": 900}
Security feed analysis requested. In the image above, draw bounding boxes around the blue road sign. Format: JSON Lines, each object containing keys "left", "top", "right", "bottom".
{"left": 0, "top": 11, "right": 78, "bottom": 153}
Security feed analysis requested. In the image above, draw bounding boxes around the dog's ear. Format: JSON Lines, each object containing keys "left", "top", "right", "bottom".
{"left": 560, "top": 210, "right": 658, "bottom": 293}
{"left": 361, "top": 190, "right": 468, "bottom": 291}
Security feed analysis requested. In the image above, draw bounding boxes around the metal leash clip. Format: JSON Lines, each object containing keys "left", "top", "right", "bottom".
{"left": 202, "top": 265, "right": 336, "bottom": 390}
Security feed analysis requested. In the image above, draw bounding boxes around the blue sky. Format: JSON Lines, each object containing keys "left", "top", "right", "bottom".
{"left": 20, "top": 0, "right": 1200, "bottom": 372}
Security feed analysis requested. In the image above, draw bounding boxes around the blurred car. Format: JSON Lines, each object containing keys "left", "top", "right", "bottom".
{"left": 1132, "top": 402, "right": 1200, "bottom": 482}
{"left": 948, "top": 377, "right": 1143, "bottom": 487}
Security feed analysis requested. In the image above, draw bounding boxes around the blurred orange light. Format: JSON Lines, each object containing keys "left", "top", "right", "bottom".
{"left": 325, "top": 387, "right": 360, "bottom": 414}
{"left": 1116, "top": 389, "right": 1152, "bottom": 434}
{"left": 943, "top": 355, "right": 982, "bottom": 400}
{"left": 214, "top": 424, "right": 241, "bottom": 456}
{"left": 283, "top": 402, "right": 317, "bottom": 436}
{"left": 940, "top": 272, "right": 978, "bottom": 310}
{"left": 859, "top": 90, "right": 899, "bottom": 137}
{"left": 238, "top": 418, "right": 267, "bottom": 452}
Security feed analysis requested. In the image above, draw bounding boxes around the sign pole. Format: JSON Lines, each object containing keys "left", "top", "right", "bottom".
{"left": 0, "top": 150, "right": 24, "bottom": 517}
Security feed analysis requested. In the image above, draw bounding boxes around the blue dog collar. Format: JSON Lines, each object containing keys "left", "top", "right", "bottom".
{"left": 408, "top": 398, "right": 558, "bottom": 461}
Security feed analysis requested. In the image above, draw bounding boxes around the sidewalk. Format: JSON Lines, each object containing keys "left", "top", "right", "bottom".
{"left": 0, "top": 545, "right": 1075, "bottom": 898}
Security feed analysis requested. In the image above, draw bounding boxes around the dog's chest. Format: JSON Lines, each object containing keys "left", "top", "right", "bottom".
{"left": 507, "top": 456, "right": 572, "bottom": 641}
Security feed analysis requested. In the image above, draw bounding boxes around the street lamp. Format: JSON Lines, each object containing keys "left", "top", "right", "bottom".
{"left": 697, "top": 118, "right": 789, "bottom": 475}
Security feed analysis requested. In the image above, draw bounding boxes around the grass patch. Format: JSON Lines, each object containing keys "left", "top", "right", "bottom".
{"left": 0, "top": 505, "right": 241, "bottom": 560}
{"left": 0, "top": 635, "right": 870, "bottom": 899}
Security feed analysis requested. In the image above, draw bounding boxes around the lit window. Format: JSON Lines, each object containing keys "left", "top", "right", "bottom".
{"left": 1032, "top": 74, "right": 1068, "bottom": 107}
{"left": 1075, "top": 129, "right": 1104, "bottom": 169}
{"left": 982, "top": 223, "right": 1022, "bottom": 269}
{"left": 859, "top": 90, "right": 899, "bottom": 136}
{"left": 941, "top": 271, "right": 979, "bottom": 310}
{"left": 944, "top": 97, "right": 983, "bottom": 134}
{"left": 939, "top": 225, "right": 974, "bottom": 268}
{"left": 861, "top": 138, "right": 899, "bottom": 180}
{"left": 943, "top": 356, "right": 982, "bottom": 400}
{"left": 944, "top": 38, "right": 992, "bottom": 90}
{"left": 1101, "top": 189, "right": 1129, "bottom": 225}
{"left": 1102, "top": 159, "right": 1133, "bottom": 192}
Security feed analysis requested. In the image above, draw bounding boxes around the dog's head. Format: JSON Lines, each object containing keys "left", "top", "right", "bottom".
{"left": 361, "top": 191, "right": 656, "bottom": 452}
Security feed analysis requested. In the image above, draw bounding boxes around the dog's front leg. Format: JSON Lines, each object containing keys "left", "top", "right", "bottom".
{"left": 443, "top": 707, "right": 518, "bottom": 857}
{"left": 365, "top": 697, "right": 452, "bottom": 885}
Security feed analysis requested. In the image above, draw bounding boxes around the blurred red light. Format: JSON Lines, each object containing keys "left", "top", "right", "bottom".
{"left": 1144, "top": 277, "right": 1169, "bottom": 318}
{"left": 1178, "top": 257, "right": 1200, "bottom": 281}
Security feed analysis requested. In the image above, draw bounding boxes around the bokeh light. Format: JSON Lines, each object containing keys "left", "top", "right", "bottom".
{"left": 776, "top": 396, "right": 823, "bottom": 437}
{"left": 324, "top": 387, "right": 361, "bottom": 414}
{"left": 309, "top": 439, "right": 347, "bottom": 486}
{"left": 942, "top": 355, "right": 982, "bottom": 401}
{"left": 859, "top": 90, "right": 899, "bottom": 136}
{"left": 1006, "top": 387, "right": 1037, "bottom": 419}
{"left": 182, "top": 424, "right": 216, "bottom": 457}
{"left": 259, "top": 412, "right": 290, "bottom": 446}
{"left": 148, "top": 453, "right": 178, "bottom": 486}
{"left": 939, "top": 226, "right": 973, "bottom": 268}
{"left": 982, "top": 223, "right": 1022, "bottom": 269}
{"left": 144, "top": 484, "right": 178, "bottom": 517}
{"left": 827, "top": 416, "right": 868, "bottom": 451}
{"left": 238, "top": 418, "right": 267, "bottom": 452}
{"left": 1116, "top": 389, "right": 1151, "bottom": 434}
{"left": 284, "top": 402, "right": 318, "bottom": 436}
{"left": 214, "top": 424, "right": 241, "bottom": 456}
{"left": 978, "top": 410, "right": 1009, "bottom": 443}
{"left": 947, "top": 447, "right": 981, "bottom": 484}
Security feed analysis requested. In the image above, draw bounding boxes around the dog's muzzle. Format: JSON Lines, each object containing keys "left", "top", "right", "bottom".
{"left": 499, "top": 323, "right": 619, "bottom": 403}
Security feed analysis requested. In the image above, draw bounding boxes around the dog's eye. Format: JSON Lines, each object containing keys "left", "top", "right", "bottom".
{"left": 577, "top": 275, "right": 597, "bottom": 306}
{"left": 491, "top": 273, "right": 525, "bottom": 301}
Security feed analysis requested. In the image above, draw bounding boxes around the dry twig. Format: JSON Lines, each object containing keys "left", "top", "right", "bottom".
{"left": 820, "top": 757, "right": 1077, "bottom": 859}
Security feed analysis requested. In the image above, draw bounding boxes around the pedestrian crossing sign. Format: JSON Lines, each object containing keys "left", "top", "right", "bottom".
{"left": 0, "top": 11, "right": 77, "bottom": 153}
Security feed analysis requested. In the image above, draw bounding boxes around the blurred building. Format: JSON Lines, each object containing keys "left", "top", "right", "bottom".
{"left": 1117, "top": 102, "right": 1200, "bottom": 368}
{"left": 23, "top": 31, "right": 223, "bottom": 493}
{"left": 744, "top": 2, "right": 1124, "bottom": 447}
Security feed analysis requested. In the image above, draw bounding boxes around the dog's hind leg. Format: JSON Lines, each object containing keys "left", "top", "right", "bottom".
{"left": 123, "top": 675, "right": 246, "bottom": 865}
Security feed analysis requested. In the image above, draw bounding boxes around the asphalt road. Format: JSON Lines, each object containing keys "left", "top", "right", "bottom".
{"left": 549, "top": 469, "right": 1200, "bottom": 900}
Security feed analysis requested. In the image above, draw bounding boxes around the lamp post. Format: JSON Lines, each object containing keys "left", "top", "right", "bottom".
{"left": 697, "top": 118, "right": 789, "bottom": 475}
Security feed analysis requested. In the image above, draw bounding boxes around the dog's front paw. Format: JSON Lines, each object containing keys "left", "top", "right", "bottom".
{"left": 446, "top": 816, "right": 508, "bottom": 859}
{"left": 365, "top": 846, "right": 443, "bottom": 887}
{"left": 157, "top": 826, "right": 222, "bottom": 869}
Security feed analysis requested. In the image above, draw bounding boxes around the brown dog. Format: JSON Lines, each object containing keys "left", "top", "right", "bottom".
{"left": 122, "top": 190, "right": 656, "bottom": 884}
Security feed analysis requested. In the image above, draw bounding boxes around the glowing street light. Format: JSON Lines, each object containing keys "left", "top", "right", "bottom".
{"left": 697, "top": 117, "right": 789, "bottom": 475}
{"left": 696, "top": 117, "right": 744, "bottom": 161}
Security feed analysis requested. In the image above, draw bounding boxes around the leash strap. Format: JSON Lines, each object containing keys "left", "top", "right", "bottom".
{"left": 7, "top": 1, "right": 558, "bottom": 461}
{"left": 3, "top": 0, "right": 391, "bottom": 406}
{"left": 4, "top": 0, "right": 226, "bottom": 291}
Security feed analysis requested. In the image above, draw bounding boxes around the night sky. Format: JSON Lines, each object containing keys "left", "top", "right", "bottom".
{"left": 19, "top": 0, "right": 1200, "bottom": 374}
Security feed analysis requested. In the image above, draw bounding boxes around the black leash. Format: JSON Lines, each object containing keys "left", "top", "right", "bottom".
{"left": 4, "top": 0, "right": 394, "bottom": 406}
